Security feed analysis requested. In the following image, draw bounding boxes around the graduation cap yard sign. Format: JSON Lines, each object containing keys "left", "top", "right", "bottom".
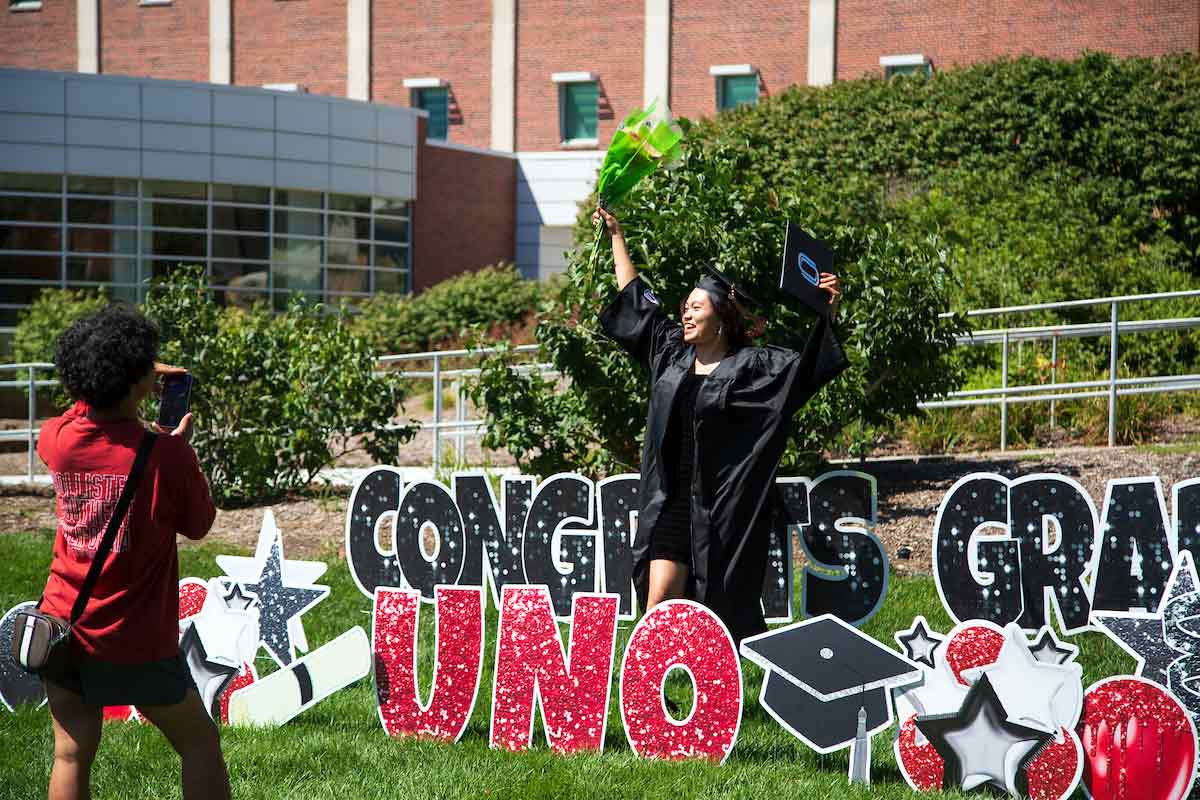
{"left": 780, "top": 221, "right": 835, "bottom": 317}
{"left": 740, "top": 614, "right": 923, "bottom": 784}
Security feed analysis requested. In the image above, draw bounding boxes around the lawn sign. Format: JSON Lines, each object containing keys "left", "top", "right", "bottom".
{"left": 7, "top": 468, "right": 1200, "bottom": 799}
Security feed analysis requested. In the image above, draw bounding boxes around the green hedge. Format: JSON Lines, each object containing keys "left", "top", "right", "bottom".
{"left": 352, "top": 262, "right": 545, "bottom": 354}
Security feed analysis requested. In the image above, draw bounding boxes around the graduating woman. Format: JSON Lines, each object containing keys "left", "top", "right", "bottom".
{"left": 594, "top": 207, "right": 848, "bottom": 643}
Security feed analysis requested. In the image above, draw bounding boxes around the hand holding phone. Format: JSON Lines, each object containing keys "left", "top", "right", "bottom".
{"left": 158, "top": 373, "right": 193, "bottom": 431}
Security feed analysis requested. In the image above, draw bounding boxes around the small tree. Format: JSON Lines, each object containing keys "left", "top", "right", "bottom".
{"left": 143, "top": 268, "right": 418, "bottom": 506}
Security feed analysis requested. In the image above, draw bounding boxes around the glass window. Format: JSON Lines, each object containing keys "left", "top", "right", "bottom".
{"left": 212, "top": 233, "right": 270, "bottom": 262}
{"left": 66, "top": 257, "right": 140, "bottom": 284}
{"left": 885, "top": 62, "right": 931, "bottom": 79}
{"left": 0, "top": 284, "right": 49, "bottom": 306}
{"left": 0, "top": 225, "right": 60, "bottom": 251}
{"left": 211, "top": 262, "right": 270, "bottom": 289}
{"left": 560, "top": 82, "right": 598, "bottom": 142}
{"left": 374, "top": 216, "right": 408, "bottom": 244}
{"left": 68, "top": 198, "right": 137, "bottom": 226}
{"left": 273, "top": 263, "right": 322, "bottom": 302}
{"left": 144, "top": 180, "right": 206, "bottom": 201}
{"left": 273, "top": 237, "right": 322, "bottom": 266}
{"left": 213, "top": 205, "right": 269, "bottom": 233}
{"left": 68, "top": 176, "right": 137, "bottom": 196}
{"left": 327, "top": 213, "right": 370, "bottom": 241}
{"left": 0, "top": 254, "right": 59, "bottom": 281}
{"left": 276, "top": 189, "right": 321, "bottom": 209}
{"left": 144, "top": 201, "right": 206, "bottom": 230}
{"left": 373, "top": 198, "right": 408, "bottom": 218}
{"left": 214, "top": 284, "right": 269, "bottom": 310}
{"left": 275, "top": 209, "right": 322, "bottom": 238}
{"left": 413, "top": 87, "right": 449, "bottom": 140}
{"left": 329, "top": 194, "right": 370, "bottom": 214}
{"left": 326, "top": 239, "right": 369, "bottom": 267}
{"left": 717, "top": 74, "right": 758, "bottom": 111}
{"left": 143, "top": 230, "right": 206, "bottom": 258}
{"left": 374, "top": 244, "right": 408, "bottom": 271}
{"left": 213, "top": 184, "right": 270, "bottom": 205}
{"left": 2, "top": 173, "right": 59, "bottom": 192}
{"left": 0, "top": 196, "right": 60, "bottom": 223}
{"left": 326, "top": 267, "right": 369, "bottom": 295}
{"left": 69, "top": 227, "right": 138, "bottom": 254}
{"left": 374, "top": 269, "right": 408, "bottom": 294}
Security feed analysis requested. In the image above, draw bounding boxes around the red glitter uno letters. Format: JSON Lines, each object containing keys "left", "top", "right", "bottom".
{"left": 489, "top": 586, "right": 620, "bottom": 753}
{"left": 373, "top": 585, "right": 486, "bottom": 742}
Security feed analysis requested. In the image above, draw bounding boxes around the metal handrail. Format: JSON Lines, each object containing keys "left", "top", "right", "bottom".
{"left": 938, "top": 288, "right": 1200, "bottom": 318}
{"left": 0, "top": 362, "right": 54, "bottom": 483}
{"left": 5, "top": 286, "right": 1200, "bottom": 482}
{"left": 925, "top": 290, "right": 1200, "bottom": 449}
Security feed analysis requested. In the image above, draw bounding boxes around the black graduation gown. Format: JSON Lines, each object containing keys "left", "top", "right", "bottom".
{"left": 599, "top": 274, "right": 849, "bottom": 642}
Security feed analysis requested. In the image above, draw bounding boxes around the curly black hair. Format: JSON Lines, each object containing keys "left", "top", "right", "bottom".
{"left": 54, "top": 303, "right": 160, "bottom": 410}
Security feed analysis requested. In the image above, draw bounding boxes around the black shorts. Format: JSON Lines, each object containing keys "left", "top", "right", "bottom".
{"left": 45, "top": 651, "right": 196, "bottom": 708}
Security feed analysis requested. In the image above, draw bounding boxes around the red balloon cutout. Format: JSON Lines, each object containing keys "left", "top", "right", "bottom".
{"left": 1078, "top": 677, "right": 1197, "bottom": 800}
{"left": 104, "top": 577, "right": 257, "bottom": 724}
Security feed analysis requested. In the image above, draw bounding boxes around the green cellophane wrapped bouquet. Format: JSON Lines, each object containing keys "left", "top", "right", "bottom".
{"left": 579, "top": 101, "right": 684, "bottom": 297}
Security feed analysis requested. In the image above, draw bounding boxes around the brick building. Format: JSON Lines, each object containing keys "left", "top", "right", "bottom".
{"left": 1, "top": 0, "right": 1196, "bottom": 328}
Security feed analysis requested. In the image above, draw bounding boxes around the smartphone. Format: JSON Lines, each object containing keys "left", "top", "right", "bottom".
{"left": 158, "top": 373, "right": 193, "bottom": 429}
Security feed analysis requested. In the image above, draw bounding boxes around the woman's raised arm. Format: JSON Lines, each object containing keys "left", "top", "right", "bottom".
{"left": 593, "top": 206, "right": 637, "bottom": 290}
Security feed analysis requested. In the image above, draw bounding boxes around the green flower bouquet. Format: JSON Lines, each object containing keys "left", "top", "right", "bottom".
{"left": 580, "top": 101, "right": 684, "bottom": 296}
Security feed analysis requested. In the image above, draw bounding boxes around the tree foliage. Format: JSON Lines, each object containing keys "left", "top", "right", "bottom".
{"left": 471, "top": 53, "right": 1200, "bottom": 475}
{"left": 144, "top": 268, "right": 417, "bottom": 506}
{"left": 352, "top": 262, "right": 546, "bottom": 354}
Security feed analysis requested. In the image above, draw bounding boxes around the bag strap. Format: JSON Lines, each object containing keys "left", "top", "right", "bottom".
{"left": 69, "top": 431, "right": 159, "bottom": 626}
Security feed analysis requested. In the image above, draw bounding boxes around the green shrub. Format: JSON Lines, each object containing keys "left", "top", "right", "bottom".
{"left": 12, "top": 288, "right": 109, "bottom": 365}
{"left": 471, "top": 137, "right": 968, "bottom": 475}
{"left": 469, "top": 53, "right": 1200, "bottom": 471}
{"left": 140, "top": 267, "right": 418, "bottom": 505}
{"left": 353, "top": 262, "right": 545, "bottom": 354}
{"left": 11, "top": 288, "right": 109, "bottom": 408}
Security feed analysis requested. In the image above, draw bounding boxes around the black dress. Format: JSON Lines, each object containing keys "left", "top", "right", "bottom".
{"left": 650, "top": 370, "right": 705, "bottom": 565}
{"left": 599, "top": 275, "right": 848, "bottom": 643}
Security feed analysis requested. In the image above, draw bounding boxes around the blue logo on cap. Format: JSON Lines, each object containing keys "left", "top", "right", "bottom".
{"left": 797, "top": 252, "right": 820, "bottom": 287}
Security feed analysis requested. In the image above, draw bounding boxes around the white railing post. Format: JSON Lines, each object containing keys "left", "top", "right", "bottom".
{"left": 1000, "top": 331, "right": 1009, "bottom": 451}
{"left": 27, "top": 365, "right": 36, "bottom": 483}
{"left": 1050, "top": 335, "right": 1058, "bottom": 429}
{"left": 432, "top": 353, "right": 442, "bottom": 473}
{"left": 1108, "top": 301, "right": 1119, "bottom": 447}
{"left": 455, "top": 378, "right": 466, "bottom": 465}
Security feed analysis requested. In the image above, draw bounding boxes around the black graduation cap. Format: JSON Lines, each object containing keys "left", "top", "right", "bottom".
{"left": 780, "top": 221, "right": 834, "bottom": 317}
{"left": 696, "top": 263, "right": 760, "bottom": 311}
{"left": 740, "top": 614, "right": 923, "bottom": 753}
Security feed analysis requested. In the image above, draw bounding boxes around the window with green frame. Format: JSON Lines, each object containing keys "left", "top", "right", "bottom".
{"left": 414, "top": 87, "right": 449, "bottom": 140}
{"left": 717, "top": 74, "right": 758, "bottom": 111}
{"left": 560, "top": 82, "right": 598, "bottom": 142}
{"left": 884, "top": 62, "right": 932, "bottom": 79}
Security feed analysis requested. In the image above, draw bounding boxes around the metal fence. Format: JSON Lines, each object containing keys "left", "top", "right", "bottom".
{"left": 4, "top": 288, "right": 1200, "bottom": 483}
{"left": 919, "top": 289, "right": 1200, "bottom": 450}
{"left": 376, "top": 345, "right": 554, "bottom": 473}
{"left": 0, "top": 362, "right": 56, "bottom": 483}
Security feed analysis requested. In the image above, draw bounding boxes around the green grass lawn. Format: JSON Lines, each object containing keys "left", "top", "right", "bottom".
{"left": 0, "top": 528, "right": 1133, "bottom": 799}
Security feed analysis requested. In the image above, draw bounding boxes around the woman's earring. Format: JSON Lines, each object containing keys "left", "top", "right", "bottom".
{"left": 718, "top": 324, "right": 724, "bottom": 338}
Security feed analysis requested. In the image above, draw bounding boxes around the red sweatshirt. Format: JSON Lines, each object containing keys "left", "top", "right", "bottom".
{"left": 37, "top": 401, "right": 216, "bottom": 663}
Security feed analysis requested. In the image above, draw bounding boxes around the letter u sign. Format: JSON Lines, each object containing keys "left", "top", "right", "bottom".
{"left": 797, "top": 252, "right": 820, "bottom": 286}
